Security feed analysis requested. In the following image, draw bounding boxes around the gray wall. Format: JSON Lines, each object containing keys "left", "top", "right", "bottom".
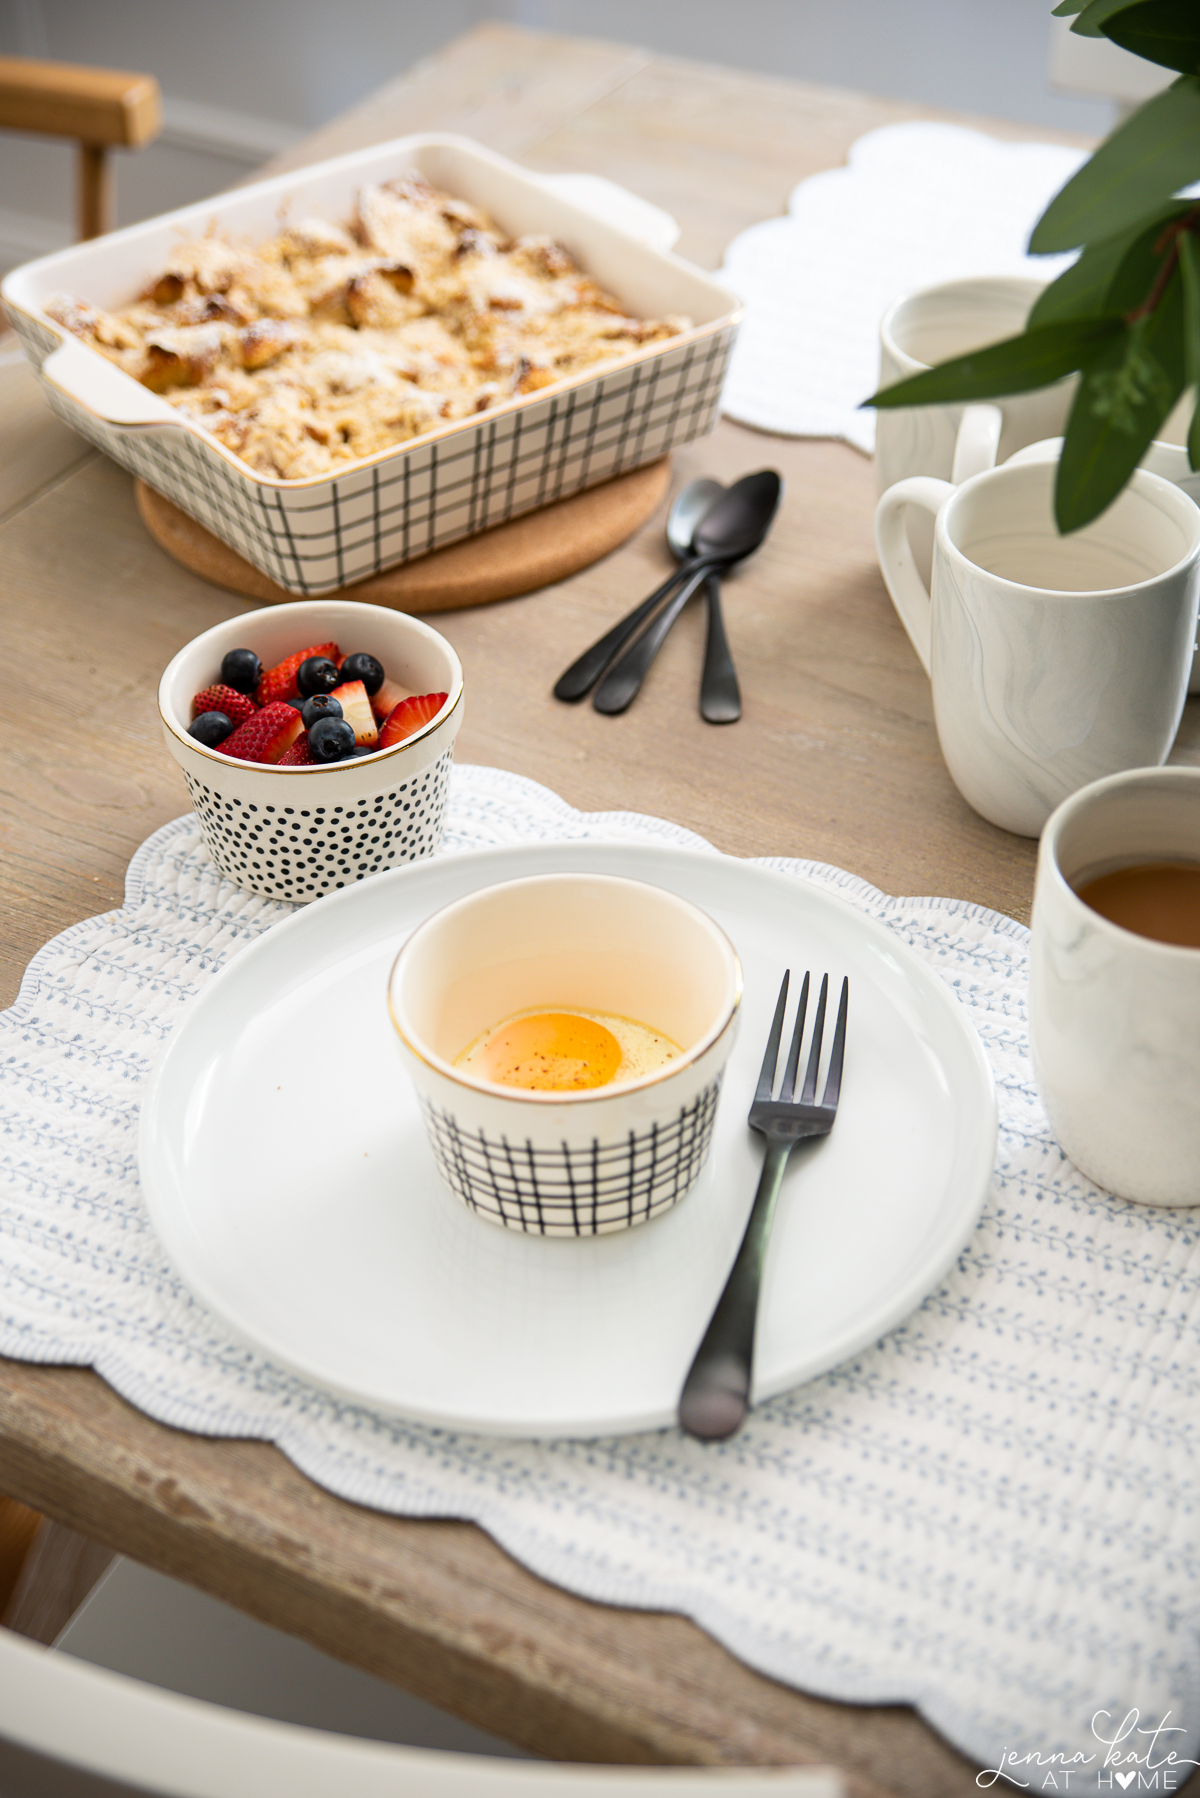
{"left": 0, "top": 0, "right": 1112, "bottom": 272}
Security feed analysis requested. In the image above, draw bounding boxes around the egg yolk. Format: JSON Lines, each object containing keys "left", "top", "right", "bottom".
{"left": 475, "top": 1012, "right": 623, "bottom": 1091}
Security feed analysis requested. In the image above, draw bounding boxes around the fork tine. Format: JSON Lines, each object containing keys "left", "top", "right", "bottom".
{"left": 777, "top": 970, "right": 810, "bottom": 1102}
{"left": 819, "top": 977, "right": 849, "bottom": 1110}
{"left": 754, "top": 970, "right": 790, "bottom": 1104}
{"left": 798, "top": 973, "right": 829, "bottom": 1104}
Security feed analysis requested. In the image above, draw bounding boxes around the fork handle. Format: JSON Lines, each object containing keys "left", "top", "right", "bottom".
{"left": 678, "top": 1140, "right": 790, "bottom": 1441}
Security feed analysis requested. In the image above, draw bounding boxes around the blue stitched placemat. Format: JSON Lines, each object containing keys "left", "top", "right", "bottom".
{"left": 3, "top": 762, "right": 1196, "bottom": 1782}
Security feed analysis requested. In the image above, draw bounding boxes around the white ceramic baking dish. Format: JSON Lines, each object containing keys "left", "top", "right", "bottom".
{"left": 2, "top": 135, "right": 741, "bottom": 595}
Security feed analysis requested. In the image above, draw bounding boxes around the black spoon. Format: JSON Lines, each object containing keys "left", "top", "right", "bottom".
{"left": 593, "top": 470, "right": 783, "bottom": 716}
{"left": 663, "top": 478, "right": 742, "bottom": 723}
{"left": 552, "top": 480, "right": 723, "bottom": 704}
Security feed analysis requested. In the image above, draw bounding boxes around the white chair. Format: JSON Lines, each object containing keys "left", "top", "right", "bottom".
{"left": 0, "top": 1619, "right": 844, "bottom": 1798}
{"left": 1046, "top": 15, "right": 1172, "bottom": 121}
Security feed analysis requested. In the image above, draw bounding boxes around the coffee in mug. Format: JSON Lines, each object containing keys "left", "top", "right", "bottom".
{"left": 1030, "top": 767, "right": 1200, "bottom": 1206}
{"left": 1073, "top": 861, "right": 1200, "bottom": 948}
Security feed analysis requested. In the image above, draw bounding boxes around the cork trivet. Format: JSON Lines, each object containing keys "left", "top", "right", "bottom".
{"left": 134, "top": 459, "right": 671, "bottom": 612}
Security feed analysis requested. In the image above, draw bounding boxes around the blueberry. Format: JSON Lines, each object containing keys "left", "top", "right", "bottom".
{"left": 338, "top": 652, "right": 384, "bottom": 696}
{"left": 189, "top": 710, "right": 234, "bottom": 747}
{"left": 296, "top": 656, "right": 342, "bottom": 699}
{"left": 220, "top": 648, "right": 261, "bottom": 695}
{"left": 300, "top": 693, "right": 343, "bottom": 731}
{"left": 286, "top": 697, "right": 306, "bottom": 711}
{"left": 351, "top": 743, "right": 378, "bottom": 757}
{"left": 308, "top": 716, "right": 357, "bottom": 761}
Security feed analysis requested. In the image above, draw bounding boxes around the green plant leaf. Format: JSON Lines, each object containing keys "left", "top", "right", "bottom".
{"left": 1052, "top": 0, "right": 1087, "bottom": 14}
{"left": 864, "top": 319, "right": 1122, "bottom": 410}
{"left": 1178, "top": 227, "right": 1200, "bottom": 388}
{"left": 1188, "top": 390, "right": 1200, "bottom": 469}
{"left": 1029, "top": 76, "right": 1200, "bottom": 252}
{"left": 1071, "top": 0, "right": 1144, "bottom": 38}
{"left": 1029, "top": 203, "right": 1192, "bottom": 322}
{"left": 1055, "top": 267, "right": 1186, "bottom": 529}
{"left": 1104, "top": 0, "right": 1200, "bottom": 74}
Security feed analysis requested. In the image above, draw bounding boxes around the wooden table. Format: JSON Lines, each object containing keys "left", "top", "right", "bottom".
{"left": 2, "top": 25, "right": 1197, "bottom": 1798}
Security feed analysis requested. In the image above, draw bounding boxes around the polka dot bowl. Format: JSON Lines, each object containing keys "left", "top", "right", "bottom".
{"left": 158, "top": 599, "right": 464, "bottom": 903}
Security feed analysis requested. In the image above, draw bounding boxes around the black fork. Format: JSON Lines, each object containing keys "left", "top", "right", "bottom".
{"left": 678, "top": 970, "right": 849, "bottom": 1442}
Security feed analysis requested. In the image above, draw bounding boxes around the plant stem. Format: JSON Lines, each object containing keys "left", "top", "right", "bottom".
{"left": 1126, "top": 209, "right": 1200, "bottom": 325}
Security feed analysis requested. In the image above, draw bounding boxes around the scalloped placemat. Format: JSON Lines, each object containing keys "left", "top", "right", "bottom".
{"left": 3, "top": 762, "right": 1198, "bottom": 1780}
{"left": 718, "top": 122, "right": 1081, "bottom": 450}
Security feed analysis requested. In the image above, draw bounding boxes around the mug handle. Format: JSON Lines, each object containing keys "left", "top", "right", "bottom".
{"left": 873, "top": 476, "right": 954, "bottom": 676}
{"left": 951, "top": 402, "right": 1003, "bottom": 484}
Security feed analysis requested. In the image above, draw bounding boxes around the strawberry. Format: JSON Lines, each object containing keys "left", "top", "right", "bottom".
{"left": 278, "top": 735, "right": 317, "bottom": 766}
{"left": 254, "top": 641, "right": 340, "bottom": 707}
{"left": 192, "top": 683, "right": 256, "bottom": 728}
{"left": 222, "top": 701, "right": 304, "bottom": 764}
{"left": 329, "top": 679, "right": 379, "bottom": 748}
{"left": 378, "top": 692, "right": 448, "bottom": 749}
{"left": 369, "top": 675, "right": 414, "bottom": 723}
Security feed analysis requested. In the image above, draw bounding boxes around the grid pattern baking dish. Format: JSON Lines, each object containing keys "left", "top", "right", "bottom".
{"left": 3, "top": 137, "right": 741, "bottom": 595}
{"left": 419, "top": 1080, "right": 721, "bottom": 1236}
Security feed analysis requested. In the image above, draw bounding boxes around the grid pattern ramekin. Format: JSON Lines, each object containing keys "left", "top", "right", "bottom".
{"left": 417, "top": 1081, "right": 722, "bottom": 1235}
{"left": 389, "top": 872, "right": 742, "bottom": 1236}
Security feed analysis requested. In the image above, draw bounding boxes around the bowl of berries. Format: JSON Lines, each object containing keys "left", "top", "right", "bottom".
{"left": 159, "top": 599, "right": 463, "bottom": 902}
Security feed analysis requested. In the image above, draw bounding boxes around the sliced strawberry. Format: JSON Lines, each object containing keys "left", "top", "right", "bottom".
{"left": 278, "top": 735, "right": 317, "bottom": 766}
{"left": 369, "top": 675, "right": 414, "bottom": 723}
{"left": 378, "top": 691, "right": 448, "bottom": 749}
{"left": 254, "top": 641, "right": 340, "bottom": 707}
{"left": 222, "top": 701, "right": 304, "bottom": 764}
{"left": 329, "top": 679, "right": 379, "bottom": 747}
{"left": 192, "top": 683, "right": 256, "bottom": 728}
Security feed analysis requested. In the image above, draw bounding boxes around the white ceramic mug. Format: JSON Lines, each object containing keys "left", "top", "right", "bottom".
{"left": 1030, "top": 767, "right": 1200, "bottom": 1206}
{"left": 874, "top": 458, "right": 1200, "bottom": 836}
{"left": 1008, "top": 436, "right": 1200, "bottom": 692}
{"left": 876, "top": 277, "right": 1073, "bottom": 585}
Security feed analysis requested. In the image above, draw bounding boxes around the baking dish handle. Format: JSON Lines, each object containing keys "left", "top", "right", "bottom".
{"left": 536, "top": 174, "right": 681, "bottom": 253}
{"left": 39, "top": 334, "right": 181, "bottom": 429}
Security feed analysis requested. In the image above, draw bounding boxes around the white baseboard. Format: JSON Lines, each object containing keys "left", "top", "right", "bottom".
{"left": 159, "top": 95, "right": 302, "bottom": 164}
{"left": 0, "top": 204, "right": 71, "bottom": 274}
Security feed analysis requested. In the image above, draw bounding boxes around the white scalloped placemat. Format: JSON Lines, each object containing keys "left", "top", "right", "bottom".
{"left": 718, "top": 121, "right": 1083, "bottom": 451}
{"left": 3, "top": 761, "right": 1199, "bottom": 1780}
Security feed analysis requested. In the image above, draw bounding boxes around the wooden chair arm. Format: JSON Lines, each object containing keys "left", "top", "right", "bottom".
{"left": 0, "top": 56, "right": 160, "bottom": 147}
{"left": 0, "top": 56, "right": 162, "bottom": 240}
{"left": 0, "top": 1498, "right": 42, "bottom": 1622}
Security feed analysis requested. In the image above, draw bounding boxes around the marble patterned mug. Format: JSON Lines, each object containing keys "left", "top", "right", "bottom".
{"left": 875, "top": 277, "right": 1074, "bottom": 586}
{"left": 1030, "top": 767, "right": 1200, "bottom": 1206}
{"left": 874, "top": 458, "right": 1200, "bottom": 836}
{"left": 1007, "top": 436, "right": 1200, "bottom": 693}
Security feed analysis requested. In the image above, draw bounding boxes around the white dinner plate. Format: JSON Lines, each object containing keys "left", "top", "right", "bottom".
{"left": 139, "top": 842, "right": 997, "bottom": 1438}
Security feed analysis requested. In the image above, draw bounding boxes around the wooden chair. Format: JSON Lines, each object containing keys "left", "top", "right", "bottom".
{"left": 0, "top": 1621, "right": 844, "bottom": 1798}
{"left": 0, "top": 1499, "right": 40, "bottom": 1619}
{"left": 0, "top": 55, "right": 161, "bottom": 240}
